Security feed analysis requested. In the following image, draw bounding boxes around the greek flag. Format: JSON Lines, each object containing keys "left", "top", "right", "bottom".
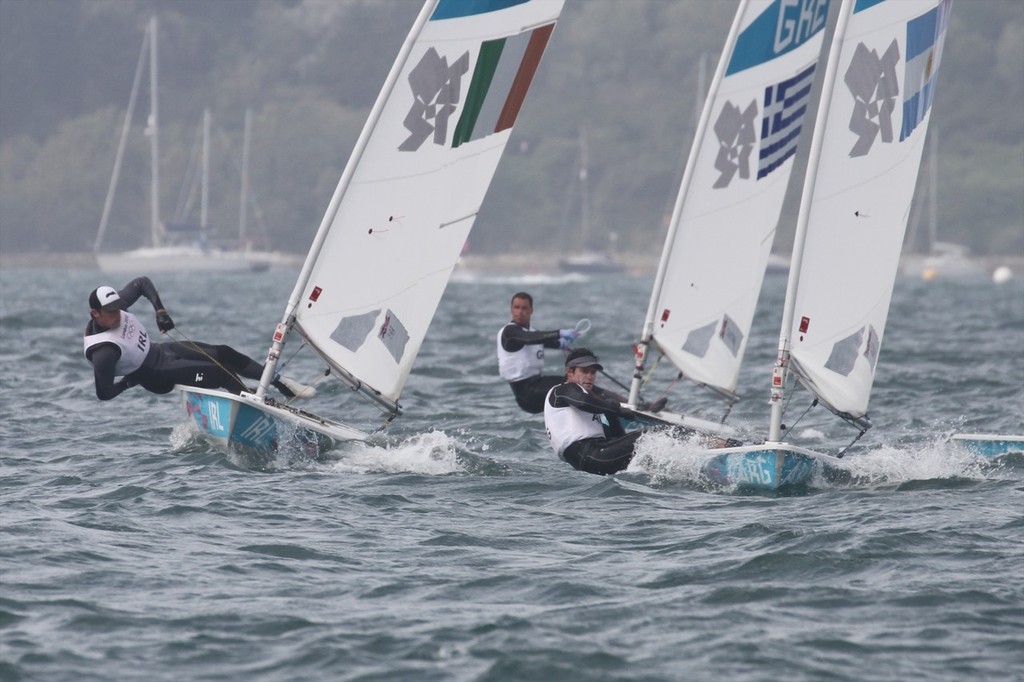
{"left": 900, "top": 0, "right": 953, "bottom": 141}
{"left": 757, "top": 62, "right": 816, "bottom": 180}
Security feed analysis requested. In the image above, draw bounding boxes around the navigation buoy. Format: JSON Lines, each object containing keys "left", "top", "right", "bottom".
{"left": 921, "top": 267, "right": 938, "bottom": 281}
{"left": 992, "top": 266, "right": 1013, "bottom": 284}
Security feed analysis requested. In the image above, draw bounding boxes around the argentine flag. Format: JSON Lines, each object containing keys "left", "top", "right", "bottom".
{"left": 900, "top": 0, "right": 953, "bottom": 141}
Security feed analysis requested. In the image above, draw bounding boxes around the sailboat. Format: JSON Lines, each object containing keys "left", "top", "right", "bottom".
{"left": 180, "top": 0, "right": 565, "bottom": 456}
{"left": 94, "top": 17, "right": 276, "bottom": 273}
{"left": 558, "top": 128, "right": 625, "bottom": 274}
{"left": 898, "top": 129, "right": 981, "bottom": 280}
{"left": 235, "top": 108, "right": 303, "bottom": 269}
{"left": 695, "top": 0, "right": 955, "bottom": 490}
{"left": 169, "top": 109, "right": 296, "bottom": 270}
{"left": 626, "top": 0, "right": 832, "bottom": 434}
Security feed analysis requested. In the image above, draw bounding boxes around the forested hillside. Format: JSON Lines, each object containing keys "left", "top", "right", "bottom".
{"left": 1, "top": 0, "right": 1021, "bottom": 257}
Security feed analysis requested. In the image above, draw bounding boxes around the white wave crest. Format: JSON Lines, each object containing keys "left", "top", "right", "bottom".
{"left": 841, "top": 437, "right": 991, "bottom": 485}
{"left": 325, "top": 430, "right": 466, "bottom": 475}
{"left": 626, "top": 430, "right": 711, "bottom": 484}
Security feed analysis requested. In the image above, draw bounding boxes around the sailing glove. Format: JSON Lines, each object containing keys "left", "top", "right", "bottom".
{"left": 156, "top": 310, "right": 175, "bottom": 333}
{"left": 640, "top": 396, "right": 668, "bottom": 413}
{"left": 558, "top": 328, "right": 579, "bottom": 349}
{"left": 115, "top": 375, "right": 137, "bottom": 395}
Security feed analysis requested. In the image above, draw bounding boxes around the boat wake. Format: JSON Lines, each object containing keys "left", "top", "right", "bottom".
{"left": 172, "top": 416, "right": 516, "bottom": 476}
{"left": 170, "top": 419, "right": 203, "bottom": 451}
{"left": 625, "top": 432, "right": 852, "bottom": 495}
{"left": 625, "top": 430, "right": 1018, "bottom": 495}
{"left": 840, "top": 438, "right": 1019, "bottom": 488}
{"left": 322, "top": 431, "right": 469, "bottom": 475}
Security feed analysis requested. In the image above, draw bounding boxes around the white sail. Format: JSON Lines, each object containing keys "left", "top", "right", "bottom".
{"left": 631, "top": 0, "right": 832, "bottom": 404}
{"left": 181, "top": 0, "right": 564, "bottom": 459}
{"left": 784, "top": 0, "right": 952, "bottom": 419}
{"left": 276, "top": 0, "right": 564, "bottom": 412}
{"left": 665, "top": 0, "right": 956, "bottom": 491}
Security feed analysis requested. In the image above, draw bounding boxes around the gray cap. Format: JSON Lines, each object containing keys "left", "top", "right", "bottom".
{"left": 565, "top": 354, "right": 603, "bottom": 370}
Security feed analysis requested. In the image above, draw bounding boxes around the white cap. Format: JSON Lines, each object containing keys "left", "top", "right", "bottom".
{"left": 89, "top": 286, "right": 122, "bottom": 311}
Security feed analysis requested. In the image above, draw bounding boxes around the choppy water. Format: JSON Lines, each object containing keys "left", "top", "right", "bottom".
{"left": 2, "top": 267, "right": 1022, "bottom": 681}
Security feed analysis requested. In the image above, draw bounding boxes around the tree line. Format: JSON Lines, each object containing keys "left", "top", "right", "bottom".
{"left": 1, "top": 0, "right": 1021, "bottom": 258}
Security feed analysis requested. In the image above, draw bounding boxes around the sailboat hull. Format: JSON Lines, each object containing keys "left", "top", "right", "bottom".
{"left": 558, "top": 253, "right": 624, "bottom": 274}
{"left": 179, "top": 386, "right": 370, "bottom": 462}
{"left": 701, "top": 443, "right": 849, "bottom": 491}
{"left": 949, "top": 433, "right": 1024, "bottom": 458}
{"left": 97, "top": 247, "right": 271, "bottom": 274}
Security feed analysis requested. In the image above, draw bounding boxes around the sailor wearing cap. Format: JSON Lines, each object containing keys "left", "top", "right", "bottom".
{"left": 83, "top": 277, "right": 315, "bottom": 402}
{"left": 83, "top": 279, "right": 170, "bottom": 400}
{"left": 543, "top": 348, "right": 645, "bottom": 475}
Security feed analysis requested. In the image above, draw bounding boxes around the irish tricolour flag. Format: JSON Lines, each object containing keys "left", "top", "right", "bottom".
{"left": 451, "top": 24, "right": 554, "bottom": 148}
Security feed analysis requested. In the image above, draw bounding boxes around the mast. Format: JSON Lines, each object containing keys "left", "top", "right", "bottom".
{"left": 579, "top": 126, "right": 590, "bottom": 248}
{"left": 200, "top": 108, "right": 210, "bottom": 241}
{"left": 254, "top": 0, "right": 440, "bottom": 399}
{"left": 239, "top": 108, "right": 252, "bottom": 243}
{"left": 95, "top": 20, "right": 150, "bottom": 253}
{"left": 767, "top": 0, "right": 854, "bottom": 442}
{"left": 147, "top": 16, "right": 161, "bottom": 248}
{"left": 626, "top": 0, "right": 749, "bottom": 408}
{"left": 927, "top": 127, "right": 938, "bottom": 253}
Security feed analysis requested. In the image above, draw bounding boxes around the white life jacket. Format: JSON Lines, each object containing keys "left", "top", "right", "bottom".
{"left": 83, "top": 310, "right": 151, "bottom": 376}
{"left": 496, "top": 323, "right": 545, "bottom": 382}
{"left": 544, "top": 384, "right": 605, "bottom": 458}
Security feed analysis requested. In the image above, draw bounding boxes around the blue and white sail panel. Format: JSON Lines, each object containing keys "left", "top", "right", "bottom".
{"left": 293, "top": 0, "right": 563, "bottom": 408}
{"left": 758, "top": 61, "right": 816, "bottom": 179}
{"left": 650, "top": 0, "right": 830, "bottom": 395}
{"left": 787, "top": 0, "right": 952, "bottom": 418}
{"left": 727, "top": 0, "right": 831, "bottom": 74}
{"left": 430, "top": 0, "right": 531, "bottom": 20}
{"left": 900, "top": 0, "right": 951, "bottom": 140}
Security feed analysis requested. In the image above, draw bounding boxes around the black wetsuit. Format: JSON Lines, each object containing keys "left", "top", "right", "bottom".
{"left": 85, "top": 277, "right": 270, "bottom": 401}
{"left": 545, "top": 382, "right": 644, "bottom": 476}
{"left": 498, "top": 324, "right": 564, "bottom": 414}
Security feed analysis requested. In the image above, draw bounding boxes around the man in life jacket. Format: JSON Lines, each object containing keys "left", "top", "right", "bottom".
{"left": 543, "top": 348, "right": 645, "bottom": 475}
{"left": 497, "top": 291, "right": 665, "bottom": 416}
{"left": 496, "top": 291, "right": 581, "bottom": 413}
{"left": 83, "top": 277, "right": 315, "bottom": 401}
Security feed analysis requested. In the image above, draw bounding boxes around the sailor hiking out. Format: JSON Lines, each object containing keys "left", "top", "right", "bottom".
{"left": 543, "top": 348, "right": 648, "bottom": 476}
{"left": 83, "top": 276, "right": 315, "bottom": 402}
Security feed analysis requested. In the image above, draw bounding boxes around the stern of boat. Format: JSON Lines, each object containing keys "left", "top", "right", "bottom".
{"left": 179, "top": 386, "right": 367, "bottom": 463}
